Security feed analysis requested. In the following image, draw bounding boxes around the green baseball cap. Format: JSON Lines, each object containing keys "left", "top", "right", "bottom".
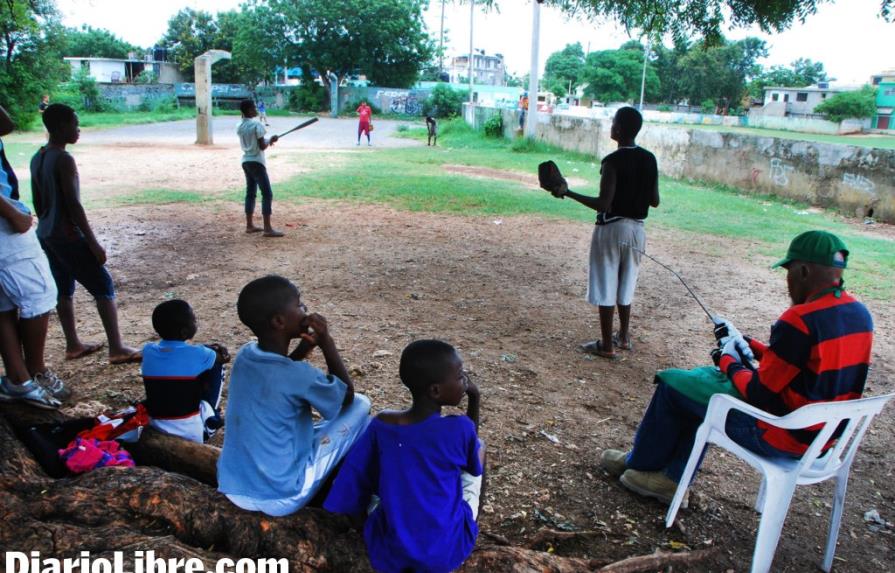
{"left": 773, "top": 230, "right": 849, "bottom": 269}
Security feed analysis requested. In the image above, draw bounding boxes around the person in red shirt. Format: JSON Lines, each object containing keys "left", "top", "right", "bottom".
{"left": 599, "top": 231, "right": 873, "bottom": 503}
{"left": 357, "top": 101, "right": 373, "bottom": 146}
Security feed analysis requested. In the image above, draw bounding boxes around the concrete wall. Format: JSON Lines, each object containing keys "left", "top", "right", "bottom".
{"left": 98, "top": 84, "right": 175, "bottom": 109}
{"left": 464, "top": 104, "right": 895, "bottom": 223}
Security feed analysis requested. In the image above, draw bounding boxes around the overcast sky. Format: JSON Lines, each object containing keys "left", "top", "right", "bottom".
{"left": 57, "top": 0, "right": 894, "bottom": 84}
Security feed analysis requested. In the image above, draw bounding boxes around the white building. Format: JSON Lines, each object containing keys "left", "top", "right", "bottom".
{"left": 64, "top": 57, "right": 184, "bottom": 84}
{"left": 761, "top": 82, "right": 856, "bottom": 117}
{"left": 449, "top": 51, "right": 506, "bottom": 86}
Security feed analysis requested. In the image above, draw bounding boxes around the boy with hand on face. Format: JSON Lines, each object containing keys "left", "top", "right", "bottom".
{"left": 217, "top": 275, "right": 371, "bottom": 516}
{"left": 141, "top": 300, "right": 229, "bottom": 443}
{"left": 324, "top": 340, "right": 484, "bottom": 573}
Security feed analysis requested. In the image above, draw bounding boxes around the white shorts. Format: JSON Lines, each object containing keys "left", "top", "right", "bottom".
{"left": 586, "top": 219, "right": 645, "bottom": 307}
{"left": 0, "top": 255, "right": 58, "bottom": 319}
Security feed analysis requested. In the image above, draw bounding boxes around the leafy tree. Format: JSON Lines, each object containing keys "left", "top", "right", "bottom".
{"left": 266, "top": 0, "right": 434, "bottom": 106}
{"left": 543, "top": 42, "right": 585, "bottom": 97}
{"left": 748, "top": 58, "right": 828, "bottom": 98}
{"left": 63, "top": 25, "right": 141, "bottom": 59}
{"left": 0, "top": 0, "right": 68, "bottom": 129}
{"left": 651, "top": 36, "right": 765, "bottom": 108}
{"left": 159, "top": 8, "right": 239, "bottom": 83}
{"left": 227, "top": 7, "right": 289, "bottom": 88}
{"left": 579, "top": 42, "right": 659, "bottom": 103}
{"left": 814, "top": 86, "right": 878, "bottom": 122}
{"left": 423, "top": 83, "right": 468, "bottom": 118}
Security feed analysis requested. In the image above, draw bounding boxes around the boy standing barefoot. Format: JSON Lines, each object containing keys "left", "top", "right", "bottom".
{"left": 30, "top": 104, "right": 141, "bottom": 365}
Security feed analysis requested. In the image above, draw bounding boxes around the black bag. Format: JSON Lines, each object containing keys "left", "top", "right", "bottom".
{"left": 15, "top": 418, "right": 96, "bottom": 478}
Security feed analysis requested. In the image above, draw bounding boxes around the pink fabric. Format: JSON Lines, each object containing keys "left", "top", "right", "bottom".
{"left": 59, "top": 437, "right": 135, "bottom": 474}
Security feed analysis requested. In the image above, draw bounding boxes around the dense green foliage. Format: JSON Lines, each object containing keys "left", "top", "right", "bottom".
{"left": 0, "top": 0, "right": 68, "bottom": 129}
{"left": 266, "top": 0, "right": 434, "bottom": 104}
{"left": 422, "top": 84, "right": 468, "bottom": 118}
{"left": 543, "top": 43, "right": 586, "bottom": 97}
{"left": 652, "top": 37, "right": 766, "bottom": 110}
{"left": 814, "top": 86, "right": 878, "bottom": 122}
{"left": 159, "top": 8, "right": 241, "bottom": 83}
{"left": 580, "top": 41, "right": 659, "bottom": 103}
{"left": 62, "top": 25, "right": 140, "bottom": 59}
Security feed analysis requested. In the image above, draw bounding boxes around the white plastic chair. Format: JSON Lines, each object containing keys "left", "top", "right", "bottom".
{"left": 665, "top": 392, "right": 893, "bottom": 573}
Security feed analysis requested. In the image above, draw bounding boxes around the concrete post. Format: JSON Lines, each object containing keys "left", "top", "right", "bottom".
{"left": 328, "top": 73, "right": 339, "bottom": 118}
{"left": 194, "top": 50, "right": 231, "bottom": 145}
{"left": 525, "top": 0, "right": 541, "bottom": 139}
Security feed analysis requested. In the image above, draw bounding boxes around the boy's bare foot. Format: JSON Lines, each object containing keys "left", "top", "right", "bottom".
{"left": 246, "top": 226, "right": 263, "bottom": 234}
{"left": 263, "top": 229, "right": 284, "bottom": 238}
{"left": 65, "top": 341, "right": 105, "bottom": 361}
{"left": 109, "top": 347, "right": 143, "bottom": 365}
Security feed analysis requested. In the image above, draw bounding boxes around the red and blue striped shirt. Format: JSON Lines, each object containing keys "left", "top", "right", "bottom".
{"left": 720, "top": 289, "right": 873, "bottom": 455}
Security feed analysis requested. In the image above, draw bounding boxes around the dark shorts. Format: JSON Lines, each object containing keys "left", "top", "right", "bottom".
{"left": 39, "top": 237, "right": 116, "bottom": 300}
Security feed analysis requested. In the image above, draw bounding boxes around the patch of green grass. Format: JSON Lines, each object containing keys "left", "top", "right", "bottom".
{"left": 76, "top": 109, "right": 196, "bottom": 128}
{"left": 109, "top": 189, "right": 207, "bottom": 206}
{"left": 671, "top": 123, "right": 895, "bottom": 150}
{"left": 277, "top": 123, "right": 895, "bottom": 299}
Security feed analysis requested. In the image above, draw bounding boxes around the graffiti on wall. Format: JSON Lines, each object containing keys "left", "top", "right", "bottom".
{"left": 842, "top": 173, "right": 876, "bottom": 195}
{"left": 769, "top": 158, "right": 794, "bottom": 187}
{"left": 373, "top": 89, "right": 424, "bottom": 116}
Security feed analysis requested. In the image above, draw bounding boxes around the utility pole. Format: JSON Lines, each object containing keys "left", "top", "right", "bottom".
{"left": 468, "top": 0, "right": 475, "bottom": 103}
{"left": 525, "top": 0, "right": 542, "bottom": 138}
{"left": 638, "top": 38, "right": 651, "bottom": 110}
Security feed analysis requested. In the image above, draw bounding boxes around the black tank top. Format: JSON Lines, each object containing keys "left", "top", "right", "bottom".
{"left": 600, "top": 146, "right": 657, "bottom": 221}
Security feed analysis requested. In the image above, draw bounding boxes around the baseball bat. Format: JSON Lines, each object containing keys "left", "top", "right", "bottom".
{"left": 276, "top": 117, "right": 319, "bottom": 139}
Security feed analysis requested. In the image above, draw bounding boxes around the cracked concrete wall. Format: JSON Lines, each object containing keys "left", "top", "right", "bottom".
{"left": 465, "top": 105, "right": 895, "bottom": 222}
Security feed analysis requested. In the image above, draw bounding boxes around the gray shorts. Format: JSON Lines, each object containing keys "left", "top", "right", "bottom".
{"left": 586, "top": 219, "right": 645, "bottom": 307}
{"left": 0, "top": 255, "right": 58, "bottom": 318}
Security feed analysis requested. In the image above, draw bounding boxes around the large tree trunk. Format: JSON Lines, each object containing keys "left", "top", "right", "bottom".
{"left": 0, "top": 405, "right": 715, "bottom": 572}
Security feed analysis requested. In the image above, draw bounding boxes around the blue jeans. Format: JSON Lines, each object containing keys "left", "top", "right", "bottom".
{"left": 626, "top": 381, "right": 798, "bottom": 482}
{"left": 242, "top": 161, "right": 273, "bottom": 216}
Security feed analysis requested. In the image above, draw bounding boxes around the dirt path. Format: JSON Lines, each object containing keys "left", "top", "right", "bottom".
{"left": 36, "top": 198, "right": 894, "bottom": 572}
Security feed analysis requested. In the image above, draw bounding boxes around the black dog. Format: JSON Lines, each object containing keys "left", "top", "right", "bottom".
{"left": 426, "top": 116, "right": 437, "bottom": 146}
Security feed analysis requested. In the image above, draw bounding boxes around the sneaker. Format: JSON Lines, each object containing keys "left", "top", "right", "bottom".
{"left": 620, "top": 469, "right": 687, "bottom": 506}
{"left": 0, "top": 377, "right": 61, "bottom": 410}
{"left": 34, "top": 369, "right": 72, "bottom": 401}
{"left": 204, "top": 414, "right": 224, "bottom": 440}
{"left": 600, "top": 449, "right": 629, "bottom": 477}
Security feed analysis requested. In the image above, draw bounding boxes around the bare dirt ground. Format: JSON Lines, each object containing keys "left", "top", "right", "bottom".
{"left": 8, "top": 119, "right": 894, "bottom": 571}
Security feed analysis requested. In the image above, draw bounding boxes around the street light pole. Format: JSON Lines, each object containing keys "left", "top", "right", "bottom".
{"left": 525, "top": 0, "right": 542, "bottom": 138}
{"left": 468, "top": 0, "right": 475, "bottom": 103}
{"left": 439, "top": 0, "right": 446, "bottom": 76}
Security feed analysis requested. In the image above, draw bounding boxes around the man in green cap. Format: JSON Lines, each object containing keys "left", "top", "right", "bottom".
{"left": 599, "top": 230, "right": 874, "bottom": 503}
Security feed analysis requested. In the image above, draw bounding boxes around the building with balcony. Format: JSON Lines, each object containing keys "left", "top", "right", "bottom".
{"left": 449, "top": 51, "right": 506, "bottom": 86}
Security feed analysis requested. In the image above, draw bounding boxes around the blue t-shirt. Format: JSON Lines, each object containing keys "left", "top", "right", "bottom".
{"left": 324, "top": 414, "right": 483, "bottom": 573}
{"left": 142, "top": 340, "right": 218, "bottom": 443}
{"left": 217, "top": 342, "right": 348, "bottom": 500}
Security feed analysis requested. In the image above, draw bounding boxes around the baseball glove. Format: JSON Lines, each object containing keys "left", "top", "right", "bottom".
{"left": 538, "top": 160, "right": 567, "bottom": 197}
